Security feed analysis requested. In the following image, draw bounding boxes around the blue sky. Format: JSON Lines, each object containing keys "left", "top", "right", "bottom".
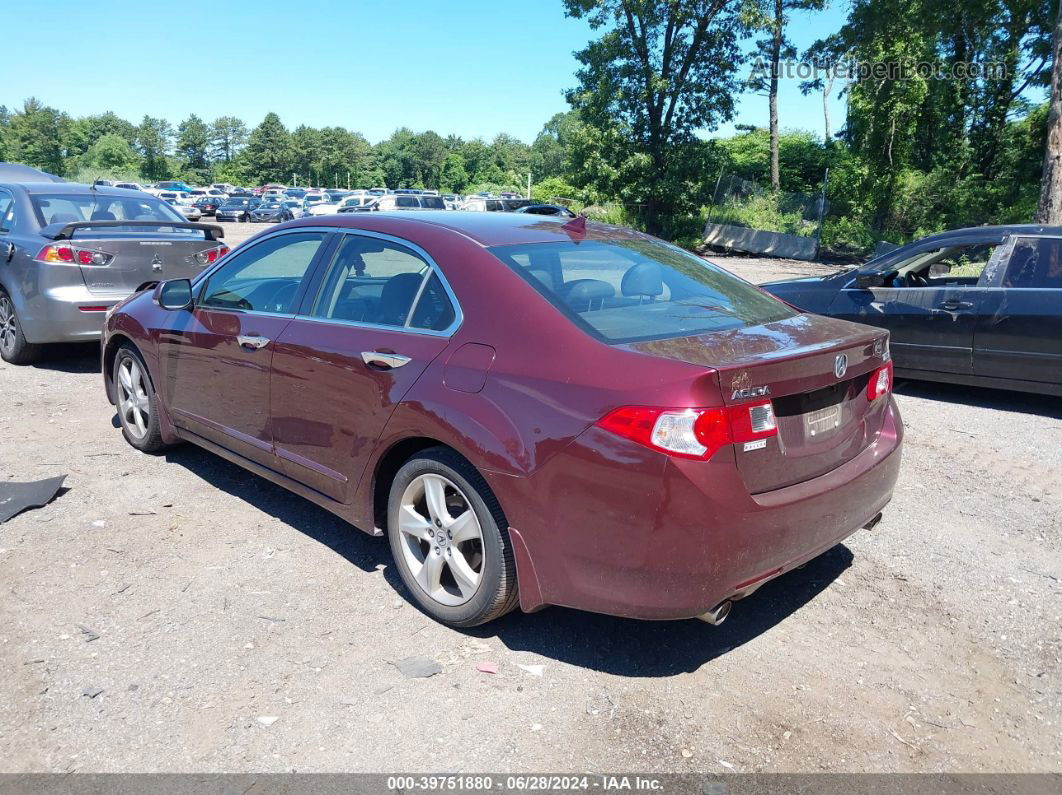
{"left": 5, "top": 0, "right": 849, "bottom": 143}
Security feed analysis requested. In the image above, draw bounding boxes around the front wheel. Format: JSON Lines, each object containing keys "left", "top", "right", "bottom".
{"left": 387, "top": 448, "right": 519, "bottom": 627}
{"left": 113, "top": 345, "right": 169, "bottom": 453}
{"left": 0, "top": 289, "right": 43, "bottom": 365}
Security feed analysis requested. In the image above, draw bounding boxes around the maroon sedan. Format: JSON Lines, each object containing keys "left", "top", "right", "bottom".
{"left": 101, "top": 212, "right": 902, "bottom": 627}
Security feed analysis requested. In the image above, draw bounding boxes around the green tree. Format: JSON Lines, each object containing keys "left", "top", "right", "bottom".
{"left": 745, "top": 0, "right": 826, "bottom": 189}
{"left": 7, "top": 98, "right": 65, "bottom": 175}
{"left": 82, "top": 133, "right": 141, "bottom": 174}
{"left": 563, "top": 0, "right": 743, "bottom": 234}
{"left": 438, "top": 152, "right": 470, "bottom": 192}
{"left": 244, "top": 113, "right": 294, "bottom": 184}
{"left": 176, "top": 114, "right": 212, "bottom": 173}
{"left": 210, "top": 116, "right": 248, "bottom": 162}
{"left": 136, "top": 116, "right": 174, "bottom": 181}
{"left": 531, "top": 111, "right": 581, "bottom": 179}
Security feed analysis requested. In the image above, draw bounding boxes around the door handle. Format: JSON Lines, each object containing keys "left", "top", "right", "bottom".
{"left": 237, "top": 334, "right": 270, "bottom": 350}
{"left": 361, "top": 351, "right": 411, "bottom": 369}
{"left": 2, "top": 241, "right": 13, "bottom": 262}
{"left": 940, "top": 300, "right": 973, "bottom": 311}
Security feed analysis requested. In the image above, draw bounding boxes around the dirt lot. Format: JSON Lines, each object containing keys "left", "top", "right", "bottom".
{"left": 0, "top": 227, "right": 1060, "bottom": 773}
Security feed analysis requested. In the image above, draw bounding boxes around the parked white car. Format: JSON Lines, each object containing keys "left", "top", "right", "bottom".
{"left": 157, "top": 191, "right": 194, "bottom": 206}
{"left": 113, "top": 182, "right": 147, "bottom": 192}
{"left": 190, "top": 188, "right": 227, "bottom": 199}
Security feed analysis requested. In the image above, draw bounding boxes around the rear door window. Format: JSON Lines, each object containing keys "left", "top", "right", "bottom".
{"left": 311, "top": 234, "right": 456, "bottom": 331}
{"left": 1003, "top": 237, "right": 1062, "bottom": 288}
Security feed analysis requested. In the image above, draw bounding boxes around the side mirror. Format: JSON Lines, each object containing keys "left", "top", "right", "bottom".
{"left": 155, "top": 278, "right": 193, "bottom": 310}
{"left": 854, "top": 272, "right": 886, "bottom": 289}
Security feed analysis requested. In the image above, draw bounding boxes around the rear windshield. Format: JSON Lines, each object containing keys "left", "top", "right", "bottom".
{"left": 489, "top": 239, "right": 796, "bottom": 344}
{"left": 31, "top": 193, "right": 187, "bottom": 228}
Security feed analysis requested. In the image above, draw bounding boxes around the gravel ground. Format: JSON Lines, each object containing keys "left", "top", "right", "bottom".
{"left": 0, "top": 228, "right": 1059, "bottom": 773}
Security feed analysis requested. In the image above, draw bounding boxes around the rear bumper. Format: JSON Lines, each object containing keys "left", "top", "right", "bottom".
{"left": 499, "top": 397, "right": 903, "bottom": 620}
{"left": 15, "top": 281, "right": 123, "bottom": 344}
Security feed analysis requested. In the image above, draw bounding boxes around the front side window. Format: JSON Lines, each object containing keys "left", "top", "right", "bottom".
{"left": 311, "top": 235, "right": 456, "bottom": 331}
{"left": 200, "top": 232, "right": 327, "bottom": 314}
{"left": 489, "top": 239, "right": 795, "bottom": 344}
{"left": 1004, "top": 237, "right": 1062, "bottom": 288}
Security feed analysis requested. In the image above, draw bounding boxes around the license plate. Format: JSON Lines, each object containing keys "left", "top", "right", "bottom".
{"left": 804, "top": 404, "right": 841, "bottom": 437}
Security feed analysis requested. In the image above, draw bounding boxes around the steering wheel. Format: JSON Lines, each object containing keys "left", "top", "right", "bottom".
{"left": 903, "top": 271, "right": 923, "bottom": 288}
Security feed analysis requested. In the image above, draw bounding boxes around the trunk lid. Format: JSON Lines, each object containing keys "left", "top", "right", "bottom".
{"left": 65, "top": 230, "right": 219, "bottom": 295}
{"left": 624, "top": 314, "right": 891, "bottom": 493}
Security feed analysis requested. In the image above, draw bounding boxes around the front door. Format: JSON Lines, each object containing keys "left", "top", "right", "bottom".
{"left": 158, "top": 229, "right": 332, "bottom": 468}
{"left": 269, "top": 232, "right": 459, "bottom": 502}
{"left": 829, "top": 240, "right": 999, "bottom": 375}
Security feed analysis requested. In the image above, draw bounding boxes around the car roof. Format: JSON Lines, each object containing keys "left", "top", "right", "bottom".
{"left": 0, "top": 162, "right": 66, "bottom": 183}
{"left": 284, "top": 209, "right": 649, "bottom": 247}
{"left": 10, "top": 182, "right": 152, "bottom": 196}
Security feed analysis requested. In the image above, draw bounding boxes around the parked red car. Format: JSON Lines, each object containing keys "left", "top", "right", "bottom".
{"left": 101, "top": 212, "right": 902, "bottom": 627}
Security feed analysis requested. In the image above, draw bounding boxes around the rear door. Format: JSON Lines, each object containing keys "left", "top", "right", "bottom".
{"left": 158, "top": 229, "right": 333, "bottom": 468}
{"left": 828, "top": 238, "right": 1001, "bottom": 375}
{"left": 269, "top": 232, "right": 459, "bottom": 502}
{"left": 974, "top": 235, "right": 1062, "bottom": 388}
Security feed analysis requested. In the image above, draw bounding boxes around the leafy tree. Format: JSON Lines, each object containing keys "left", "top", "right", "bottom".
{"left": 6, "top": 98, "right": 65, "bottom": 175}
{"left": 563, "top": 0, "right": 743, "bottom": 234}
{"left": 745, "top": 0, "right": 826, "bottom": 189}
{"left": 210, "top": 116, "right": 248, "bottom": 162}
{"left": 439, "top": 152, "right": 470, "bottom": 192}
{"left": 531, "top": 111, "right": 582, "bottom": 178}
{"left": 82, "top": 133, "right": 141, "bottom": 174}
{"left": 136, "top": 116, "right": 174, "bottom": 181}
{"left": 1037, "top": 0, "right": 1062, "bottom": 223}
{"left": 177, "top": 114, "right": 212, "bottom": 178}
{"left": 244, "top": 112, "right": 293, "bottom": 184}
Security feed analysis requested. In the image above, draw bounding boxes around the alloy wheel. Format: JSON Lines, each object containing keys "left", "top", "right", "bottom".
{"left": 0, "top": 294, "right": 15, "bottom": 356}
{"left": 397, "top": 473, "right": 484, "bottom": 606}
{"left": 117, "top": 357, "right": 150, "bottom": 439}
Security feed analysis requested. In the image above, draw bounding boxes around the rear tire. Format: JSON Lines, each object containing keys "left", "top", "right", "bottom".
{"left": 386, "top": 447, "right": 519, "bottom": 627}
{"left": 113, "top": 344, "right": 168, "bottom": 453}
{"left": 0, "top": 289, "right": 43, "bottom": 365}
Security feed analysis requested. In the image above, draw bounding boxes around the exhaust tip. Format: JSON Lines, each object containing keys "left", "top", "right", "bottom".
{"left": 698, "top": 600, "right": 732, "bottom": 626}
{"left": 863, "top": 512, "right": 883, "bottom": 531}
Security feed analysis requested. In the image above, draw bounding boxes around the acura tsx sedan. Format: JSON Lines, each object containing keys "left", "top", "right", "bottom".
{"left": 101, "top": 212, "right": 902, "bottom": 627}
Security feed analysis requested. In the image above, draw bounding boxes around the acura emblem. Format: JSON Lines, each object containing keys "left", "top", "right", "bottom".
{"left": 834, "top": 354, "right": 848, "bottom": 379}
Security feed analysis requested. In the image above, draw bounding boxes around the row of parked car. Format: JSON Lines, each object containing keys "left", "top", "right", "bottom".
{"left": 92, "top": 179, "right": 579, "bottom": 223}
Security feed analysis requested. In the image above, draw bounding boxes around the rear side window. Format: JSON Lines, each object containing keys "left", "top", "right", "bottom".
{"left": 311, "top": 234, "right": 456, "bottom": 331}
{"left": 395, "top": 196, "right": 418, "bottom": 208}
{"left": 419, "top": 196, "right": 445, "bottom": 209}
{"left": 1004, "top": 237, "right": 1062, "bottom": 288}
{"left": 29, "top": 193, "right": 185, "bottom": 227}
{"left": 489, "top": 239, "right": 795, "bottom": 344}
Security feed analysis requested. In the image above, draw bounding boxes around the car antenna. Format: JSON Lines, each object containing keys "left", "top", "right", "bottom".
{"left": 561, "top": 214, "right": 587, "bottom": 237}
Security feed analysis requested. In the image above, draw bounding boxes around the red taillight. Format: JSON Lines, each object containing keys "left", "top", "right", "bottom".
{"left": 867, "top": 360, "right": 893, "bottom": 401}
{"left": 194, "top": 244, "right": 228, "bottom": 265}
{"left": 36, "top": 244, "right": 112, "bottom": 266}
{"left": 596, "top": 400, "right": 777, "bottom": 461}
